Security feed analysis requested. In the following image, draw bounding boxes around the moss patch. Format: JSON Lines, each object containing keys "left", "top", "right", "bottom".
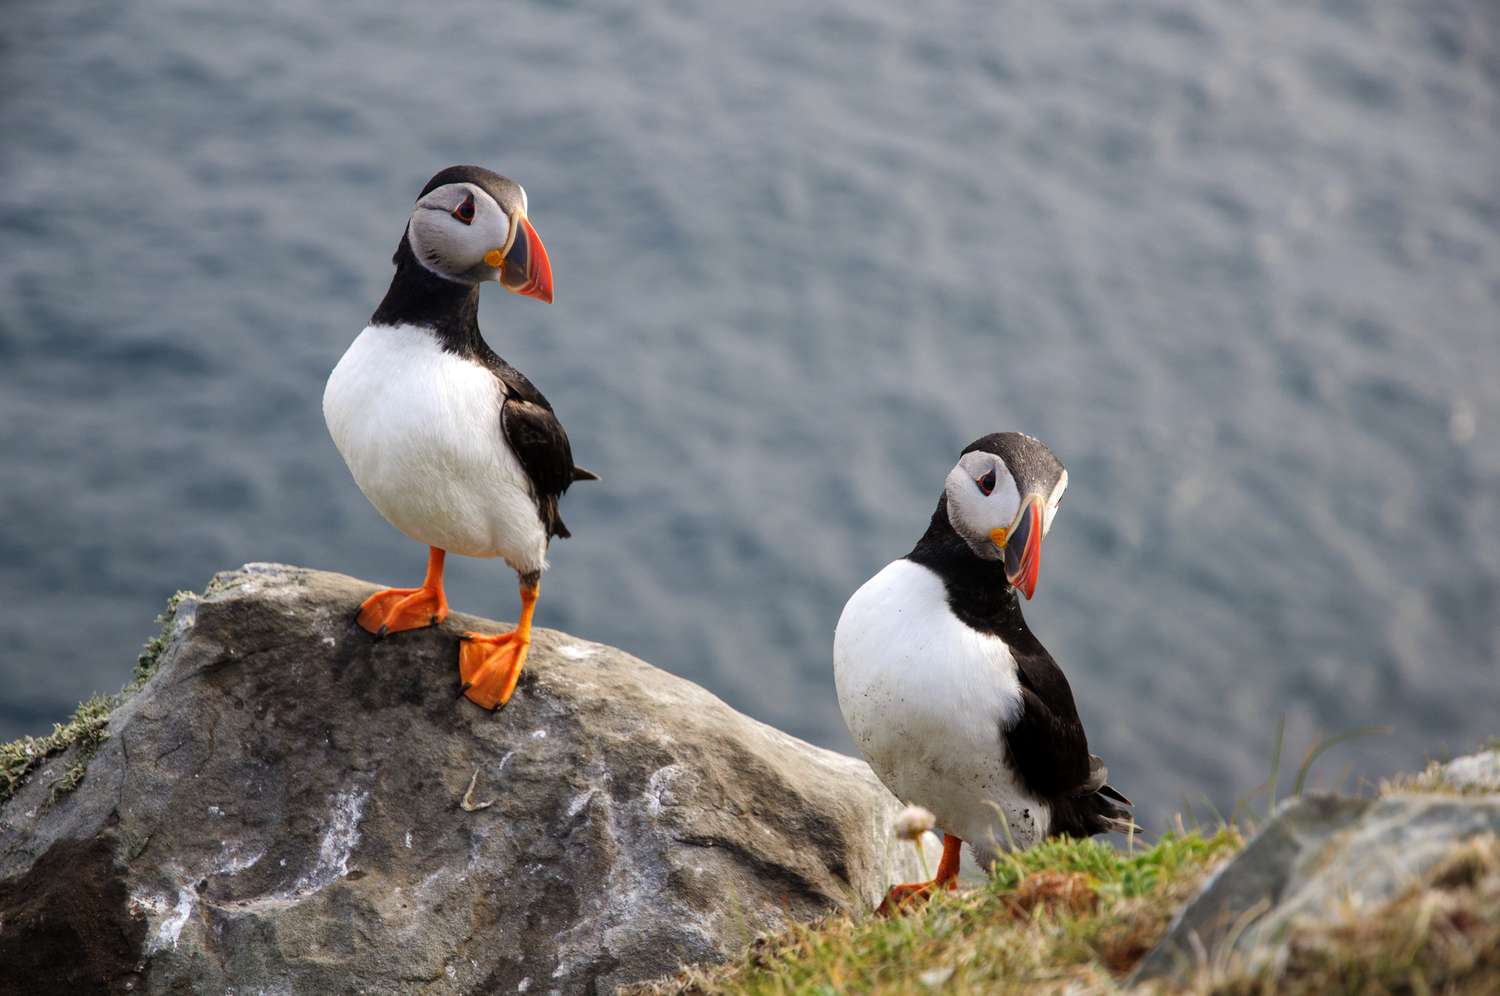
{"left": 130, "top": 590, "right": 191, "bottom": 692}
{"left": 0, "top": 591, "right": 192, "bottom": 807}
{"left": 633, "top": 830, "right": 1242, "bottom": 995}
{"left": 0, "top": 694, "right": 115, "bottom": 805}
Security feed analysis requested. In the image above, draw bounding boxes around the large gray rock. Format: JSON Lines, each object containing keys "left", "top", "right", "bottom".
{"left": 1132, "top": 790, "right": 1500, "bottom": 985}
{"left": 0, "top": 564, "right": 920, "bottom": 995}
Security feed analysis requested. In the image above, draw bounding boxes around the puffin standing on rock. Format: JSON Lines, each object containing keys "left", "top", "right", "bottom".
{"left": 324, "top": 165, "right": 596, "bottom": 710}
{"left": 833, "top": 432, "right": 1133, "bottom": 914}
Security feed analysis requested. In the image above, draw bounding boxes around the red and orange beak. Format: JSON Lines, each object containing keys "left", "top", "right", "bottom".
{"left": 989, "top": 495, "right": 1045, "bottom": 600}
{"left": 488, "top": 212, "right": 553, "bottom": 303}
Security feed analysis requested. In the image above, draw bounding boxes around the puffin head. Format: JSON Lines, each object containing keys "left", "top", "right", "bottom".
{"left": 942, "top": 432, "right": 1068, "bottom": 599}
{"left": 404, "top": 165, "right": 553, "bottom": 302}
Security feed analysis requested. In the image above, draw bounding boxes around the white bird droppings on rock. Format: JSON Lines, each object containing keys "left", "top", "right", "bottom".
{"left": 215, "top": 843, "right": 265, "bottom": 876}
{"left": 565, "top": 789, "right": 595, "bottom": 817}
{"left": 144, "top": 888, "right": 194, "bottom": 954}
{"left": 291, "top": 785, "right": 369, "bottom": 895}
{"left": 644, "top": 765, "right": 684, "bottom": 818}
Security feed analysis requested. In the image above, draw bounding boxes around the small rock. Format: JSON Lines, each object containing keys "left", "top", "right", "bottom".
{"left": 1442, "top": 748, "right": 1500, "bottom": 790}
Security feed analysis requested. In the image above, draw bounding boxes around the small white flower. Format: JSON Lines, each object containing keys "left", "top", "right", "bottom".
{"left": 894, "top": 805, "right": 936, "bottom": 841}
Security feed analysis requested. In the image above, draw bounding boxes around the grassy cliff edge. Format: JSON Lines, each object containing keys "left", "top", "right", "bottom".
{"left": 637, "top": 752, "right": 1500, "bottom": 995}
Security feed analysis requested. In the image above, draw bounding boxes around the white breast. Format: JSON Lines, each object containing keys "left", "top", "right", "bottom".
{"left": 323, "top": 324, "right": 547, "bottom": 572}
{"left": 833, "top": 559, "right": 1048, "bottom": 859}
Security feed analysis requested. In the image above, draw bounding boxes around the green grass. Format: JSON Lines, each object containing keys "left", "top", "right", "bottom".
{"left": 0, "top": 590, "right": 191, "bottom": 806}
{"left": 636, "top": 829, "right": 1244, "bottom": 995}
{"left": 640, "top": 822, "right": 1500, "bottom": 995}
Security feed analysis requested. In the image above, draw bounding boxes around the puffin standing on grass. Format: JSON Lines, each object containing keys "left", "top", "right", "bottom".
{"left": 833, "top": 432, "right": 1132, "bottom": 914}
{"left": 324, "top": 165, "right": 596, "bottom": 710}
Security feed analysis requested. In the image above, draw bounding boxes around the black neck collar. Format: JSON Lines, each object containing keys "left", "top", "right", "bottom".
{"left": 906, "top": 495, "right": 1040, "bottom": 649}
{"left": 370, "top": 233, "right": 484, "bottom": 356}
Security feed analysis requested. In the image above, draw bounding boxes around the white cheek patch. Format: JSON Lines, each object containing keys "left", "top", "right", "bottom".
{"left": 407, "top": 214, "right": 475, "bottom": 283}
{"left": 407, "top": 184, "right": 511, "bottom": 282}
{"left": 944, "top": 457, "right": 1021, "bottom": 554}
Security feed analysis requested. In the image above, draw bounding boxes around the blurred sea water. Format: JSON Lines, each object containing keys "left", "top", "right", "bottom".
{"left": 1, "top": 0, "right": 1497, "bottom": 826}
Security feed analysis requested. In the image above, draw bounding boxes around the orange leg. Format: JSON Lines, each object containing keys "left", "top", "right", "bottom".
{"left": 877, "top": 833, "right": 963, "bottom": 916}
{"left": 357, "top": 547, "right": 450, "bottom": 637}
{"left": 458, "top": 578, "right": 538, "bottom": 710}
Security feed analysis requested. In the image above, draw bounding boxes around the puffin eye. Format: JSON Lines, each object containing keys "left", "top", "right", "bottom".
{"left": 977, "top": 469, "right": 996, "bottom": 496}
{"left": 452, "top": 193, "right": 476, "bottom": 225}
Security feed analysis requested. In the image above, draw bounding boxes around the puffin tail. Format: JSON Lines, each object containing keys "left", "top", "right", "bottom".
{"left": 1052, "top": 784, "right": 1138, "bottom": 839}
{"left": 1052, "top": 755, "right": 1139, "bottom": 839}
{"left": 546, "top": 468, "right": 596, "bottom": 541}
{"left": 1090, "top": 784, "right": 1139, "bottom": 836}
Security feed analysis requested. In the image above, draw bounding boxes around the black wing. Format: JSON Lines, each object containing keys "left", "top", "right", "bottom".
{"left": 1003, "top": 646, "right": 1094, "bottom": 801}
{"left": 503, "top": 397, "right": 586, "bottom": 539}
{"left": 1003, "top": 645, "right": 1135, "bottom": 837}
{"left": 488, "top": 360, "right": 594, "bottom": 540}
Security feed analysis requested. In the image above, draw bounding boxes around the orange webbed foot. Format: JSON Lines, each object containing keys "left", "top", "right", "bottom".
{"left": 357, "top": 586, "right": 449, "bottom": 636}
{"left": 458, "top": 630, "right": 531, "bottom": 710}
{"left": 458, "top": 579, "right": 540, "bottom": 711}
{"left": 356, "top": 547, "right": 449, "bottom": 637}
{"left": 876, "top": 832, "right": 964, "bottom": 917}
{"left": 876, "top": 877, "right": 957, "bottom": 916}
